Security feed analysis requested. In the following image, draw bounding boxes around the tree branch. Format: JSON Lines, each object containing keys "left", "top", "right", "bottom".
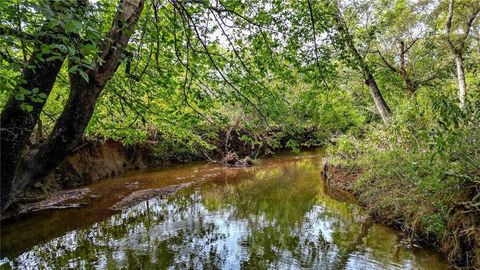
{"left": 172, "top": 1, "right": 269, "bottom": 124}
{"left": 404, "top": 37, "right": 419, "bottom": 54}
{"left": 373, "top": 50, "right": 399, "bottom": 73}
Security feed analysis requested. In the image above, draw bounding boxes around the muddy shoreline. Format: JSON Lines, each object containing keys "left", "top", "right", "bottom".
{"left": 321, "top": 158, "right": 480, "bottom": 269}
{"left": 3, "top": 138, "right": 257, "bottom": 219}
{"left": 2, "top": 182, "right": 195, "bottom": 221}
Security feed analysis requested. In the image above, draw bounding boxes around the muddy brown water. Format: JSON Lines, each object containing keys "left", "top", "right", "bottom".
{"left": 0, "top": 150, "right": 448, "bottom": 269}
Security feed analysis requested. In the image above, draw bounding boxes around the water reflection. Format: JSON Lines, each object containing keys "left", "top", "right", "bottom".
{"left": 1, "top": 154, "right": 447, "bottom": 269}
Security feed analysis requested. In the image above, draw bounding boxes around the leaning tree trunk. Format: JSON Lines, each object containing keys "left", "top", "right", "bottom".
{"left": 11, "top": 76, "right": 102, "bottom": 200}
{"left": 0, "top": 50, "right": 65, "bottom": 211}
{"left": 0, "top": 0, "right": 87, "bottom": 209}
{"left": 454, "top": 53, "right": 467, "bottom": 111}
{"left": 365, "top": 72, "right": 393, "bottom": 123}
{"left": 333, "top": 1, "right": 392, "bottom": 124}
{"left": 2, "top": 0, "right": 145, "bottom": 211}
{"left": 349, "top": 43, "right": 392, "bottom": 123}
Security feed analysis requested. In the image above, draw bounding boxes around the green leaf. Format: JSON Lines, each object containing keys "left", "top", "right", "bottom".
{"left": 20, "top": 103, "right": 34, "bottom": 112}
{"left": 65, "top": 19, "right": 82, "bottom": 33}
{"left": 15, "top": 93, "right": 25, "bottom": 101}
{"left": 80, "top": 44, "right": 98, "bottom": 55}
{"left": 67, "top": 45, "right": 76, "bottom": 55}
{"left": 78, "top": 70, "right": 89, "bottom": 83}
{"left": 69, "top": 65, "right": 79, "bottom": 74}
{"left": 41, "top": 45, "right": 53, "bottom": 54}
{"left": 46, "top": 55, "right": 63, "bottom": 61}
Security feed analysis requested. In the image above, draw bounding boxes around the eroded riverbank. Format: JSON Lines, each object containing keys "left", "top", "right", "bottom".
{"left": 322, "top": 158, "right": 480, "bottom": 269}
{"left": 1, "top": 151, "right": 448, "bottom": 269}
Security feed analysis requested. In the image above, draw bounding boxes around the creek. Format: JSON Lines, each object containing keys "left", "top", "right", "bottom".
{"left": 0, "top": 150, "right": 447, "bottom": 269}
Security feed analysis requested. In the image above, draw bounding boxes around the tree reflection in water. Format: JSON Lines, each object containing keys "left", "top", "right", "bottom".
{"left": 4, "top": 155, "right": 447, "bottom": 269}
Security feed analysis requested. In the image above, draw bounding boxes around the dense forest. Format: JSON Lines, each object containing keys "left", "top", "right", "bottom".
{"left": 1, "top": 0, "right": 479, "bottom": 268}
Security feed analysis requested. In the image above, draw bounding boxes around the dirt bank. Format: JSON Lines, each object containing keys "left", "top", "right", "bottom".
{"left": 5, "top": 138, "right": 254, "bottom": 216}
{"left": 5, "top": 126, "right": 323, "bottom": 220}
{"left": 16, "top": 127, "right": 322, "bottom": 202}
{"left": 321, "top": 159, "right": 480, "bottom": 269}
{"left": 16, "top": 140, "right": 161, "bottom": 204}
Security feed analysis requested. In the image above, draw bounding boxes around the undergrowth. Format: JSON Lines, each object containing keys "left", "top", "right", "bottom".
{"left": 326, "top": 95, "right": 480, "bottom": 267}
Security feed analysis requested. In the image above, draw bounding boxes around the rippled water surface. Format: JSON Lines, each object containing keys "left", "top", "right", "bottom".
{"left": 1, "top": 151, "right": 448, "bottom": 269}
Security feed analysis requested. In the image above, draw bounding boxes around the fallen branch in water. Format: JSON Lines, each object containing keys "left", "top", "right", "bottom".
{"left": 109, "top": 183, "right": 191, "bottom": 211}
{"left": 1, "top": 188, "right": 91, "bottom": 220}
{"left": 18, "top": 203, "right": 88, "bottom": 214}
{"left": 222, "top": 151, "right": 254, "bottom": 167}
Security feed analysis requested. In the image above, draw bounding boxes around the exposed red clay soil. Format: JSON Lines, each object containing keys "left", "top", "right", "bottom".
{"left": 16, "top": 140, "right": 160, "bottom": 203}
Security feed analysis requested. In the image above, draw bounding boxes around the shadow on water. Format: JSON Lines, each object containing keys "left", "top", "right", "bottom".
{"left": 1, "top": 151, "right": 448, "bottom": 269}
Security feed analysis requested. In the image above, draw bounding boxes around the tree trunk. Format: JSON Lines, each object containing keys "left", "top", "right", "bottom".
{"left": 333, "top": 1, "right": 392, "bottom": 123}
{"left": 12, "top": 77, "right": 102, "bottom": 197}
{"left": 349, "top": 44, "right": 392, "bottom": 123}
{"left": 0, "top": 0, "right": 90, "bottom": 211}
{"left": 31, "top": 118, "right": 43, "bottom": 145}
{"left": 2, "top": 0, "right": 145, "bottom": 211}
{"left": 398, "top": 40, "right": 415, "bottom": 96}
{"left": 444, "top": 0, "right": 478, "bottom": 111}
{"left": 0, "top": 39, "right": 66, "bottom": 211}
{"left": 365, "top": 73, "right": 393, "bottom": 123}
{"left": 454, "top": 54, "right": 467, "bottom": 110}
